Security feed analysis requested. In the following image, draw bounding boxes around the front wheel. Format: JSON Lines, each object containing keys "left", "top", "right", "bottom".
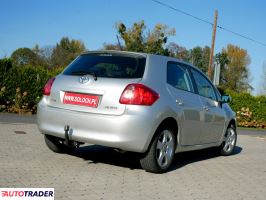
{"left": 218, "top": 125, "right": 237, "bottom": 156}
{"left": 140, "top": 127, "right": 176, "bottom": 173}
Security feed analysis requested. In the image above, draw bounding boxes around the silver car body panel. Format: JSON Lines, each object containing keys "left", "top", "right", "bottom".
{"left": 37, "top": 51, "right": 236, "bottom": 153}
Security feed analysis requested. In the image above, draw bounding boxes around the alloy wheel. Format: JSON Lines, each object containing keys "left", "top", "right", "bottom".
{"left": 223, "top": 127, "right": 236, "bottom": 153}
{"left": 156, "top": 130, "right": 175, "bottom": 169}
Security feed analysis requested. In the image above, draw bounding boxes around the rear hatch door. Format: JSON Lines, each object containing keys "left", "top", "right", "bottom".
{"left": 46, "top": 52, "right": 146, "bottom": 116}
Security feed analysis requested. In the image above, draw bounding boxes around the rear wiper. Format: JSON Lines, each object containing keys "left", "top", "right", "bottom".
{"left": 71, "top": 71, "right": 97, "bottom": 81}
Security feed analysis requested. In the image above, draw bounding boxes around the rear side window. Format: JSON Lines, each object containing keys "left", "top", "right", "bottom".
{"left": 167, "top": 62, "right": 194, "bottom": 92}
{"left": 63, "top": 53, "right": 146, "bottom": 78}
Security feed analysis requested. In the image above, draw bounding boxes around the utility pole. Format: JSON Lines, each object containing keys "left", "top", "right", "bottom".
{"left": 208, "top": 10, "right": 218, "bottom": 80}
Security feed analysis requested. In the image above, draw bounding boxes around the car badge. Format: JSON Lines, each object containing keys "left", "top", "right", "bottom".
{"left": 79, "top": 76, "right": 89, "bottom": 84}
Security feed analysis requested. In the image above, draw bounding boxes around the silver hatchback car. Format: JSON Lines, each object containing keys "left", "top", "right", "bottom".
{"left": 37, "top": 50, "right": 237, "bottom": 173}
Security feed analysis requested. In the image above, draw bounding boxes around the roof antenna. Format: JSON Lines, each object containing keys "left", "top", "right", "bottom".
{"left": 116, "top": 35, "right": 122, "bottom": 51}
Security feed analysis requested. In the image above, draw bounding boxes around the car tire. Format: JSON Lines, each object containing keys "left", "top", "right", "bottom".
{"left": 218, "top": 125, "right": 237, "bottom": 156}
{"left": 140, "top": 127, "right": 176, "bottom": 173}
{"left": 44, "top": 134, "right": 72, "bottom": 153}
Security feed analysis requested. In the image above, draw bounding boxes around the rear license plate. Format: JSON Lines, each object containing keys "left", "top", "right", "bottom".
{"left": 63, "top": 92, "right": 99, "bottom": 107}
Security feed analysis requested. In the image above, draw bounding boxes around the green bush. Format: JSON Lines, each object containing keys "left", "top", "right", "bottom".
{"left": 227, "top": 90, "right": 266, "bottom": 128}
{"left": 0, "top": 61, "right": 63, "bottom": 113}
{"left": 0, "top": 58, "right": 12, "bottom": 85}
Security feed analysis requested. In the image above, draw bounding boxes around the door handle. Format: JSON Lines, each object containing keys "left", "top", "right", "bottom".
{"left": 203, "top": 106, "right": 210, "bottom": 111}
{"left": 176, "top": 99, "right": 183, "bottom": 105}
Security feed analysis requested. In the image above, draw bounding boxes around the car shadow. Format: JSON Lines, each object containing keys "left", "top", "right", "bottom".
{"left": 168, "top": 146, "right": 242, "bottom": 172}
{"left": 69, "top": 145, "right": 141, "bottom": 170}
{"left": 69, "top": 145, "right": 243, "bottom": 172}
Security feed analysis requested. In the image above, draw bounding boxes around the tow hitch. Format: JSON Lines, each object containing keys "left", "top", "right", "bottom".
{"left": 64, "top": 125, "right": 83, "bottom": 148}
{"left": 64, "top": 125, "right": 70, "bottom": 146}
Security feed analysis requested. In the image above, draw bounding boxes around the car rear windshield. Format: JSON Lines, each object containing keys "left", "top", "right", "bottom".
{"left": 63, "top": 53, "right": 146, "bottom": 79}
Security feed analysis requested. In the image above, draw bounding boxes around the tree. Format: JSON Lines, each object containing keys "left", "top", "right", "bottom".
{"left": 221, "top": 44, "right": 252, "bottom": 92}
{"left": 31, "top": 44, "right": 55, "bottom": 68}
{"left": 11, "top": 48, "right": 38, "bottom": 67}
{"left": 145, "top": 23, "right": 176, "bottom": 55}
{"left": 102, "top": 43, "right": 125, "bottom": 51}
{"left": 51, "top": 37, "right": 86, "bottom": 67}
{"left": 202, "top": 46, "right": 211, "bottom": 73}
{"left": 117, "top": 21, "right": 145, "bottom": 52}
{"left": 167, "top": 42, "right": 190, "bottom": 62}
{"left": 116, "top": 20, "right": 175, "bottom": 55}
{"left": 189, "top": 46, "right": 210, "bottom": 73}
{"left": 0, "top": 58, "right": 12, "bottom": 85}
{"left": 215, "top": 52, "right": 229, "bottom": 86}
{"left": 39, "top": 45, "right": 54, "bottom": 68}
{"left": 31, "top": 44, "right": 50, "bottom": 67}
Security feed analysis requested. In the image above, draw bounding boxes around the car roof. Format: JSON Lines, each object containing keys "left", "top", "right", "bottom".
{"left": 81, "top": 50, "right": 148, "bottom": 57}
{"left": 81, "top": 50, "right": 200, "bottom": 72}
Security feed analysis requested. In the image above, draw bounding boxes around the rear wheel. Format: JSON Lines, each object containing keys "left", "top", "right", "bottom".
{"left": 140, "top": 127, "right": 176, "bottom": 173}
{"left": 44, "top": 134, "right": 73, "bottom": 153}
{"left": 219, "top": 125, "right": 237, "bottom": 156}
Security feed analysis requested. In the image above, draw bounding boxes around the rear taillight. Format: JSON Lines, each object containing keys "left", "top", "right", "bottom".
{"left": 43, "top": 77, "right": 55, "bottom": 96}
{"left": 119, "top": 84, "right": 159, "bottom": 106}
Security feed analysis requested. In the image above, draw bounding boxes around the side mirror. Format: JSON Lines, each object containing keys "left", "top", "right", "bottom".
{"left": 221, "top": 95, "right": 231, "bottom": 103}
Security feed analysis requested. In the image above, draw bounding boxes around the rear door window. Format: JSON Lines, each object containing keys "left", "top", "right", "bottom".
{"left": 167, "top": 62, "right": 194, "bottom": 92}
{"left": 190, "top": 68, "right": 217, "bottom": 100}
{"left": 63, "top": 53, "right": 146, "bottom": 78}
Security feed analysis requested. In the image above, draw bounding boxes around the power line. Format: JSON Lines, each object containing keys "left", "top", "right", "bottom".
{"left": 217, "top": 26, "right": 266, "bottom": 47}
{"left": 151, "top": 0, "right": 266, "bottom": 47}
{"left": 152, "top": 0, "right": 213, "bottom": 26}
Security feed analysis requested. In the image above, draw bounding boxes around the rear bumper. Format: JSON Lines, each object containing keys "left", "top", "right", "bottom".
{"left": 37, "top": 100, "right": 158, "bottom": 153}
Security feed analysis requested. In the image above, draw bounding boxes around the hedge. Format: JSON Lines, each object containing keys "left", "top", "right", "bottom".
{"left": 0, "top": 59, "right": 63, "bottom": 113}
{"left": 227, "top": 91, "right": 266, "bottom": 128}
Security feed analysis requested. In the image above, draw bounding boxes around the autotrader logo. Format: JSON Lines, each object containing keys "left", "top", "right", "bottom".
{"left": 0, "top": 188, "right": 54, "bottom": 200}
